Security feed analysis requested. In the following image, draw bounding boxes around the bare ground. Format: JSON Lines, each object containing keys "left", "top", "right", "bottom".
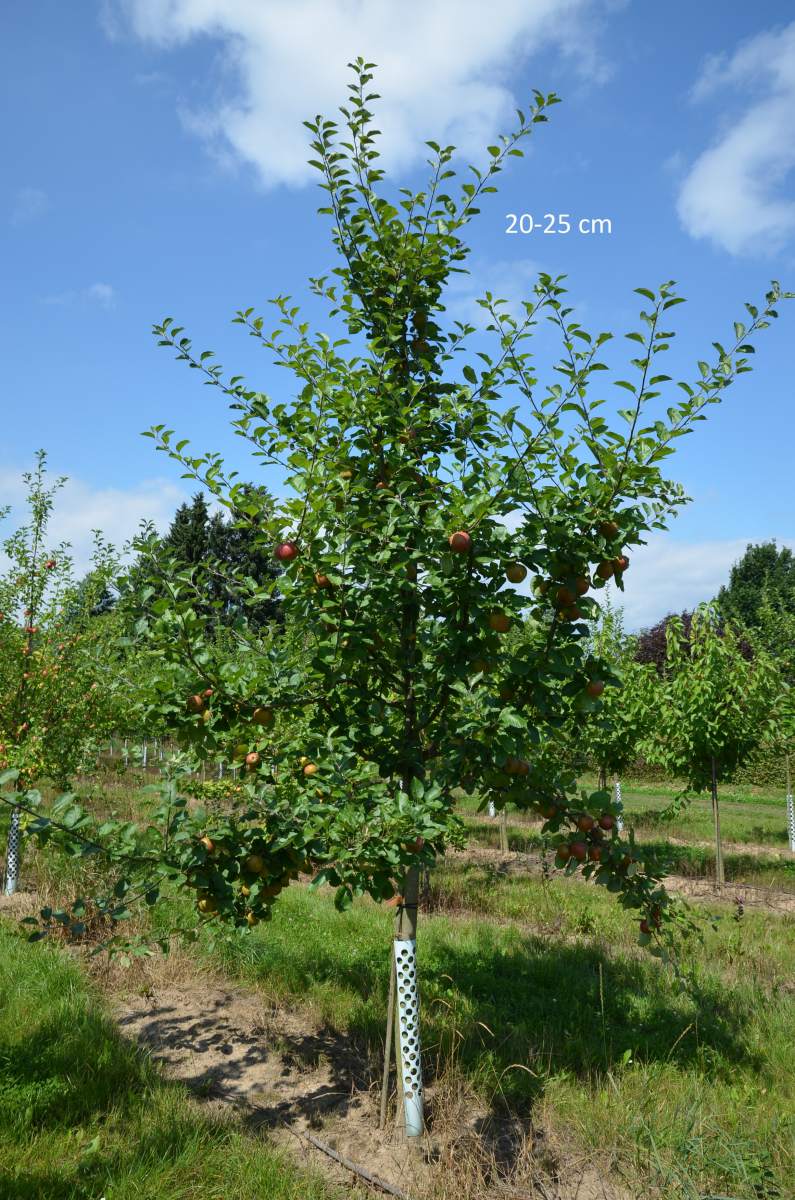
{"left": 108, "top": 965, "right": 631, "bottom": 1200}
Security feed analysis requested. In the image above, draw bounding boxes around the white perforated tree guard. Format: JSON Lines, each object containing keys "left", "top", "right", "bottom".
{"left": 787, "top": 793, "right": 795, "bottom": 854}
{"left": 487, "top": 799, "right": 496, "bottom": 818}
{"left": 614, "top": 777, "right": 624, "bottom": 834}
{"left": 394, "top": 936, "right": 423, "bottom": 1137}
{"left": 5, "top": 806, "right": 21, "bottom": 896}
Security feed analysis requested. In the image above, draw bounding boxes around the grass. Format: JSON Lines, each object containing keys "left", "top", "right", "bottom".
{"left": 142, "top": 870, "right": 795, "bottom": 1200}
{"left": 0, "top": 924, "right": 357, "bottom": 1200}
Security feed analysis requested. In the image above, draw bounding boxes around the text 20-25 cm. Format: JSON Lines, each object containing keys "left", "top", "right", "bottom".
{"left": 506, "top": 213, "right": 613, "bottom": 235}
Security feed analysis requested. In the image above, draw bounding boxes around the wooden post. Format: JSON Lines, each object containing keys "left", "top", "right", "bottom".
{"left": 499, "top": 808, "right": 509, "bottom": 854}
{"left": 379, "top": 950, "right": 397, "bottom": 1128}
{"left": 711, "top": 755, "right": 724, "bottom": 888}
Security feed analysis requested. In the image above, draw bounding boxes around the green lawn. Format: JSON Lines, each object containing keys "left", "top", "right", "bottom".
{"left": 0, "top": 926, "right": 356, "bottom": 1200}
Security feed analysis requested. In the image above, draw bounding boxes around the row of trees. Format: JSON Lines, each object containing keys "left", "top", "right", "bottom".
{"left": 1, "top": 63, "right": 792, "bottom": 1139}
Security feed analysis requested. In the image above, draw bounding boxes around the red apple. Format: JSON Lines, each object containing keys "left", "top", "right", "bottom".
{"left": 639, "top": 919, "right": 651, "bottom": 935}
{"left": 448, "top": 530, "right": 472, "bottom": 553}
{"left": 506, "top": 563, "right": 527, "bottom": 584}
{"left": 555, "top": 586, "right": 576, "bottom": 608}
{"left": 570, "top": 841, "right": 588, "bottom": 863}
{"left": 245, "top": 751, "right": 261, "bottom": 770}
{"left": 488, "top": 611, "right": 511, "bottom": 633}
{"left": 187, "top": 694, "right": 206, "bottom": 714}
{"left": 274, "top": 541, "right": 299, "bottom": 563}
{"left": 586, "top": 680, "right": 605, "bottom": 699}
{"left": 614, "top": 555, "right": 630, "bottom": 572}
{"left": 598, "top": 814, "right": 615, "bottom": 831}
{"left": 589, "top": 845, "right": 603, "bottom": 862}
{"left": 577, "top": 814, "right": 596, "bottom": 832}
{"left": 595, "top": 560, "right": 615, "bottom": 580}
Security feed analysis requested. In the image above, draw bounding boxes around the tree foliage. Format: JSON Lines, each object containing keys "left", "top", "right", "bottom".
{"left": 717, "top": 541, "right": 795, "bottom": 632}
{"left": 0, "top": 453, "right": 120, "bottom": 789}
{"left": 19, "top": 63, "right": 792, "bottom": 953}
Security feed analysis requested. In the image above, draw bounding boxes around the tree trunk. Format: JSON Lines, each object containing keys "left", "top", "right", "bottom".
{"left": 392, "top": 866, "right": 423, "bottom": 1138}
{"left": 711, "top": 755, "right": 724, "bottom": 888}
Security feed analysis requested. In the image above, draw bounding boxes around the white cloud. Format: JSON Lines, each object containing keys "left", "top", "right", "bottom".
{"left": 42, "top": 282, "right": 117, "bottom": 309}
{"left": 0, "top": 469, "right": 188, "bottom": 578}
{"left": 11, "top": 186, "right": 48, "bottom": 225}
{"left": 107, "top": 0, "right": 609, "bottom": 187}
{"left": 609, "top": 534, "right": 795, "bottom": 630}
{"left": 677, "top": 22, "right": 795, "bottom": 255}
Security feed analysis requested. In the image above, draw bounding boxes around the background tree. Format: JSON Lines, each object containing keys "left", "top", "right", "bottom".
{"left": 579, "top": 607, "right": 658, "bottom": 797}
{"left": 20, "top": 65, "right": 791, "bottom": 1140}
{"left": 644, "top": 605, "right": 784, "bottom": 886}
{"left": 0, "top": 453, "right": 120, "bottom": 893}
{"left": 128, "top": 487, "right": 283, "bottom": 632}
{"left": 717, "top": 541, "right": 795, "bottom": 632}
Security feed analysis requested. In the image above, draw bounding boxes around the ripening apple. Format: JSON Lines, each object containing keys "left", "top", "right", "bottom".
{"left": 562, "top": 605, "right": 584, "bottom": 622}
{"left": 303, "top": 762, "right": 318, "bottom": 777}
{"left": 598, "top": 814, "right": 615, "bottom": 831}
{"left": 569, "top": 841, "right": 588, "bottom": 863}
{"left": 488, "top": 611, "right": 511, "bottom": 633}
{"left": 245, "top": 751, "right": 261, "bottom": 770}
{"left": 576, "top": 814, "right": 596, "bottom": 832}
{"left": 614, "top": 554, "right": 630, "bottom": 572}
{"left": 45, "top": 559, "right": 56, "bottom": 570}
{"left": 575, "top": 575, "right": 590, "bottom": 596}
{"left": 540, "top": 803, "right": 558, "bottom": 820}
{"left": 448, "top": 530, "right": 472, "bottom": 553}
{"left": 639, "top": 919, "right": 651, "bottom": 935}
{"left": 589, "top": 845, "right": 603, "bottom": 862}
{"left": 314, "top": 572, "right": 332, "bottom": 588}
{"left": 245, "top": 854, "right": 265, "bottom": 874}
{"left": 200, "top": 836, "right": 215, "bottom": 854}
{"left": 252, "top": 706, "right": 275, "bottom": 727}
{"left": 187, "top": 694, "right": 206, "bottom": 715}
{"left": 555, "top": 585, "right": 576, "bottom": 608}
{"left": 198, "top": 896, "right": 217, "bottom": 914}
{"left": 274, "top": 541, "right": 299, "bottom": 563}
{"left": 506, "top": 563, "right": 527, "bottom": 584}
{"left": 599, "top": 520, "right": 620, "bottom": 539}
{"left": 586, "top": 680, "right": 605, "bottom": 699}
{"left": 595, "top": 560, "right": 615, "bottom": 580}
{"left": 557, "top": 843, "right": 572, "bottom": 861}
{"left": 246, "top": 911, "right": 259, "bottom": 927}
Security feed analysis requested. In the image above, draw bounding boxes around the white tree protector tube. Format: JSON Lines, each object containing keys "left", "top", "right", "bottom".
{"left": 394, "top": 936, "right": 424, "bottom": 1137}
{"left": 614, "top": 777, "right": 624, "bottom": 834}
{"left": 487, "top": 799, "right": 496, "bottom": 818}
{"left": 5, "top": 806, "right": 21, "bottom": 896}
{"left": 787, "top": 792, "right": 795, "bottom": 855}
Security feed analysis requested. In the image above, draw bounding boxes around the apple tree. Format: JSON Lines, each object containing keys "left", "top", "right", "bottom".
{"left": 22, "top": 64, "right": 791, "bottom": 1136}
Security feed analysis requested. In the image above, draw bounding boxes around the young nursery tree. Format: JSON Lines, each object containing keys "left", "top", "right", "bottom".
{"left": 579, "top": 606, "right": 658, "bottom": 793}
{"left": 23, "top": 64, "right": 791, "bottom": 1137}
{"left": 0, "top": 452, "right": 119, "bottom": 893}
{"left": 645, "top": 605, "right": 785, "bottom": 885}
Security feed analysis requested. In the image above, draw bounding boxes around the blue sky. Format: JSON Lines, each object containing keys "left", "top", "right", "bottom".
{"left": 2, "top": 1, "right": 794, "bottom": 626}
